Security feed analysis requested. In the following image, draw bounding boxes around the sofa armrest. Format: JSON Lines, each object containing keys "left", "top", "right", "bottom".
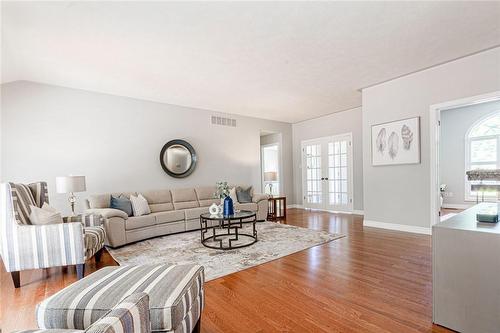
{"left": 63, "top": 213, "right": 105, "bottom": 227}
{"left": 85, "top": 208, "right": 128, "bottom": 220}
{"left": 252, "top": 193, "right": 270, "bottom": 203}
{"left": 86, "top": 293, "right": 151, "bottom": 333}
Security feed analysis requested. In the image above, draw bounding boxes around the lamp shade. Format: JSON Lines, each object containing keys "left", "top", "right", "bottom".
{"left": 56, "top": 175, "right": 86, "bottom": 193}
{"left": 264, "top": 171, "right": 278, "bottom": 182}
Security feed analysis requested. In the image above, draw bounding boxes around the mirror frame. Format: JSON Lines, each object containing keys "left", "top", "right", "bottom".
{"left": 159, "top": 139, "right": 197, "bottom": 178}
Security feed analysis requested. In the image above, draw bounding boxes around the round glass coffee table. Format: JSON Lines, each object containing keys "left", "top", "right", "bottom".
{"left": 199, "top": 211, "right": 257, "bottom": 250}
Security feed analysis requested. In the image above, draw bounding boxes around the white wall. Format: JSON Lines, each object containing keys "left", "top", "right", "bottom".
{"left": 440, "top": 100, "right": 500, "bottom": 207}
{"left": 362, "top": 47, "right": 500, "bottom": 229}
{"left": 1, "top": 81, "right": 294, "bottom": 215}
{"left": 291, "top": 107, "right": 363, "bottom": 211}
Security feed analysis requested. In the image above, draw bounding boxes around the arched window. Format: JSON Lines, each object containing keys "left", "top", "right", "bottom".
{"left": 465, "top": 112, "right": 500, "bottom": 200}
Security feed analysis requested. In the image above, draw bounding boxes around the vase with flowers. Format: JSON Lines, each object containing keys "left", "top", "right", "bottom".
{"left": 214, "top": 181, "right": 234, "bottom": 216}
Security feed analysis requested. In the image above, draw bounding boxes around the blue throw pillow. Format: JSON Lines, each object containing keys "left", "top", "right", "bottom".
{"left": 110, "top": 195, "right": 133, "bottom": 217}
{"left": 236, "top": 186, "right": 253, "bottom": 203}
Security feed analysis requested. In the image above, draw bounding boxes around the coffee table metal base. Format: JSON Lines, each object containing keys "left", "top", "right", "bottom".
{"left": 200, "top": 213, "right": 257, "bottom": 250}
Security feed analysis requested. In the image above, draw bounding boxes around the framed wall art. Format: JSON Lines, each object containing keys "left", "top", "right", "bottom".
{"left": 371, "top": 116, "right": 420, "bottom": 166}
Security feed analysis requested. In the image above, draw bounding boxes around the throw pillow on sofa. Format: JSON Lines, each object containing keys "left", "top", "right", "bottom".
{"left": 130, "top": 194, "right": 151, "bottom": 216}
{"left": 236, "top": 186, "right": 253, "bottom": 203}
{"left": 29, "top": 203, "right": 63, "bottom": 225}
{"left": 110, "top": 195, "right": 133, "bottom": 216}
{"left": 229, "top": 187, "right": 239, "bottom": 203}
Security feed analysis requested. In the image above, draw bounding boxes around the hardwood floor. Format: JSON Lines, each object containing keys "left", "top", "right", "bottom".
{"left": 1, "top": 209, "right": 452, "bottom": 332}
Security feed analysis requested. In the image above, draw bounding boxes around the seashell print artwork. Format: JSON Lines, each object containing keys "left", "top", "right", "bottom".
{"left": 372, "top": 117, "right": 420, "bottom": 166}
{"left": 401, "top": 124, "right": 413, "bottom": 150}
{"left": 388, "top": 131, "right": 399, "bottom": 159}
{"left": 376, "top": 128, "right": 387, "bottom": 153}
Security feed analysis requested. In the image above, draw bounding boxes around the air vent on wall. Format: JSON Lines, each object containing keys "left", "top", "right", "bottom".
{"left": 211, "top": 115, "right": 237, "bottom": 127}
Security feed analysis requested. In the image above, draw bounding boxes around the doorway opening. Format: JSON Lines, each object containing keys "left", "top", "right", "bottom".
{"left": 260, "top": 131, "right": 282, "bottom": 196}
{"left": 429, "top": 91, "right": 500, "bottom": 226}
{"left": 301, "top": 133, "right": 353, "bottom": 212}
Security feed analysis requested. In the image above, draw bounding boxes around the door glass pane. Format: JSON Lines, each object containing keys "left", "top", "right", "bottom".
{"left": 328, "top": 139, "right": 349, "bottom": 207}
{"left": 304, "top": 143, "right": 322, "bottom": 204}
{"left": 341, "top": 155, "right": 347, "bottom": 167}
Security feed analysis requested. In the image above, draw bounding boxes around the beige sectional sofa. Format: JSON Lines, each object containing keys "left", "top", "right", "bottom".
{"left": 84, "top": 186, "right": 269, "bottom": 247}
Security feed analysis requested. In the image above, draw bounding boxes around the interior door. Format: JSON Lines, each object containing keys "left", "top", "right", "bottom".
{"left": 302, "top": 139, "right": 324, "bottom": 209}
{"left": 326, "top": 134, "right": 353, "bottom": 212}
{"left": 302, "top": 134, "right": 353, "bottom": 212}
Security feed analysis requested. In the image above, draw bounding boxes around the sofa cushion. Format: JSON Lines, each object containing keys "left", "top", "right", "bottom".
{"left": 198, "top": 198, "right": 219, "bottom": 207}
{"left": 234, "top": 202, "right": 258, "bottom": 212}
{"left": 83, "top": 226, "right": 105, "bottom": 259}
{"left": 151, "top": 210, "right": 185, "bottom": 224}
{"left": 184, "top": 206, "right": 210, "bottom": 220}
{"left": 111, "top": 192, "right": 137, "bottom": 198}
{"left": 35, "top": 264, "right": 204, "bottom": 332}
{"left": 142, "top": 189, "right": 174, "bottom": 213}
{"left": 171, "top": 188, "right": 199, "bottom": 210}
{"left": 87, "top": 194, "right": 111, "bottom": 209}
{"left": 125, "top": 215, "right": 155, "bottom": 230}
{"left": 86, "top": 208, "right": 129, "bottom": 220}
{"left": 195, "top": 186, "right": 219, "bottom": 207}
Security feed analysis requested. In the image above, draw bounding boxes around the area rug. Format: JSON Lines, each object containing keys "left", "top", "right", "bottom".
{"left": 107, "top": 222, "right": 345, "bottom": 281}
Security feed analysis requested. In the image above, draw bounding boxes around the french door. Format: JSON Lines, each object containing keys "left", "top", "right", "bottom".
{"left": 301, "top": 133, "right": 353, "bottom": 212}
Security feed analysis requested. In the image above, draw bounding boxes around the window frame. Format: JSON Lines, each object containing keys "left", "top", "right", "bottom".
{"left": 464, "top": 112, "right": 500, "bottom": 202}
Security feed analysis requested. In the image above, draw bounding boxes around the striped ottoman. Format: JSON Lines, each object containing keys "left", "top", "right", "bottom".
{"left": 36, "top": 265, "right": 204, "bottom": 333}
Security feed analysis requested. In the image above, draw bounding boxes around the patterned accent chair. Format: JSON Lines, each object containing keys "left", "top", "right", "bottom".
{"left": 0, "top": 181, "right": 106, "bottom": 288}
{"left": 14, "top": 292, "right": 151, "bottom": 333}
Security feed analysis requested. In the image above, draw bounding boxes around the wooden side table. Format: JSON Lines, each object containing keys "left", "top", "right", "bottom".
{"left": 267, "top": 196, "right": 286, "bottom": 221}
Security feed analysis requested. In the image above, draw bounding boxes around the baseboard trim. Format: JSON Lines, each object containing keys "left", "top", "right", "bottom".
{"left": 363, "top": 219, "right": 431, "bottom": 235}
{"left": 291, "top": 206, "right": 363, "bottom": 215}
{"left": 442, "top": 203, "right": 472, "bottom": 210}
{"left": 287, "top": 204, "right": 304, "bottom": 209}
{"left": 287, "top": 205, "right": 364, "bottom": 215}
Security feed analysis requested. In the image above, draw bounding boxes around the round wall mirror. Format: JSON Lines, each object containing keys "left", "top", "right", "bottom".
{"left": 160, "top": 140, "right": 197, "bottom": 178}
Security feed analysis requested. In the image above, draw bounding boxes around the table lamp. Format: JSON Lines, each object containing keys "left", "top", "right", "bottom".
{"left": 56, "top": 175, "right": 86, "bottom": 215}
{"left": 264, "top": 171, "right": 278, "bottom": 196}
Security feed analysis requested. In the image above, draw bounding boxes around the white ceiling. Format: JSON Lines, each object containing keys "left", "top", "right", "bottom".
{"left": 2, "top": 1, "right": 500, "bottom": 123}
